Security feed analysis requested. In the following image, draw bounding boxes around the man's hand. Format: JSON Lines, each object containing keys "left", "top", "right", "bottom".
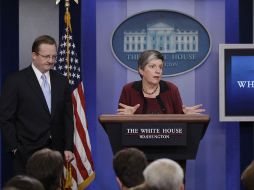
{"left": 64, "top": 150, "right": 74, "bottom": 162}
{"left": 117, "top": 103, "right": 140, "bottom": 115}
{"left": 183, "top": 104, "right": 205, "bottom": 114}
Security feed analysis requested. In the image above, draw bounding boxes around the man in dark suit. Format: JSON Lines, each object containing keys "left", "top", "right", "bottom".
{"left": 0, "top": 35, "right": 74, "bottom": 174}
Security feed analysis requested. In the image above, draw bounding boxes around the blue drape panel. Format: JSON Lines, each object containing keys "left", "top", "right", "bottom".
{"left": 225, "top": 1, "right": 240, "bottom": 190}
{"left": 0, "top": 0, "right": 19, "bottom": 188}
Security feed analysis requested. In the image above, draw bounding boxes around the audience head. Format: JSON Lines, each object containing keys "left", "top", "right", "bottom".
{"left": 26, "top": 148, "right": 63, "bottom": 190}
{"left": 143, "top": 158, "right": 184, "bottom": 190}
{"left": 129, "top": 183, "right": 156, "bottom": 190}
{"left": 3, "top": 175, "right": 45, "bottom": 190}
{"left": 113, "top": 148, "right": 148, "bottom": 189}
{"left": 241, "top": 160, "right": 254, "bottom": 190}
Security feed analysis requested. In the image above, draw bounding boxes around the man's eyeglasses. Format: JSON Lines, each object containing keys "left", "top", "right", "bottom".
{"left": 36, "top": 52, "right": 57, "bottom": 61}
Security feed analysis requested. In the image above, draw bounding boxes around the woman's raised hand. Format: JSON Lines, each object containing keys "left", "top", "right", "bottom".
{"left": 117, "top": 103, "right": 140, "bottom": 115}
{"left": 182, "top": 104, "right": 205, "bottom": 114}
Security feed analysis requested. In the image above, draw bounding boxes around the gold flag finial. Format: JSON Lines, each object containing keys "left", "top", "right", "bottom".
{"left": 64, "top": 8, "right": 72, "bottom": 32}
{"left": 56, "top": 0, "right": 78, "bottom": 5}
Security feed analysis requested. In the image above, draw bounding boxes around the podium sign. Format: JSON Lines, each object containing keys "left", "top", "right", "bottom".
{"left": 99, "top": 114, "right": 209, "bottom": 160}
{"left": 122, "top": 123, "right": 187, "bottom": 146}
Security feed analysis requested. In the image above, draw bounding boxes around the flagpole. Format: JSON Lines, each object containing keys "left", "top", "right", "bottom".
{"left": 65, "top": 0, "right": 71, "bottom": 79}
{"left": 64, "top": 1, "right": 72, "bottom": 187}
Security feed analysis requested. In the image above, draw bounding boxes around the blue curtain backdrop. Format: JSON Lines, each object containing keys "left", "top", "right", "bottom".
{"left": 0, "top": 0, "right": 19, "bottom": 187}
{"left": 81, "top": 0, "right": 105, "bottom": 189}
{"left": 238, "top": 1, "right": 254, "bottom": 190}
{"left": 225, "top": 0, "right": 254, "bottom": 190}
{"left": 225, "top": 1, "right": 241, "bottom": 190}
{"left": 81, "top": 0, "right": 119, "bottom": 189}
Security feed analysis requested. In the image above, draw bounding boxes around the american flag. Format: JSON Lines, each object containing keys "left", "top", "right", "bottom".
{"left": 54, "top": 26, "right": 95, "bottom": 189}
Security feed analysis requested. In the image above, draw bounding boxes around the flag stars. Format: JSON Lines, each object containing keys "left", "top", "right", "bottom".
{"left": 59, "top": 58, "right": 64, "bottom": 63}
{"left": 60, "top": 50, "right": 65, "bottom": 55}
{"left": 69, "top": 80, "right": 75, "bottom": 85}
{"left": 55, "top": 31, "right": 82, "bottom": 88}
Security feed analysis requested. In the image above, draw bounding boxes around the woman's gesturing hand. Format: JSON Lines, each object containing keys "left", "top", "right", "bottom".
{"left": 182, "top": 104, "right": 205, "bottom": 114}
{"left": 117, "top": 103, "right": 140, "bottom": 115}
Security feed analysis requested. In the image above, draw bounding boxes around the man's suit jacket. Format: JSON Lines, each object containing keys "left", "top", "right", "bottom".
{"left": 0, "top": 65, "right": 74, "bottom": 161}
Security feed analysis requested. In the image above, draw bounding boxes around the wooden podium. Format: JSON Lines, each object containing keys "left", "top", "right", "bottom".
{"left": 99, "top": 114, "right": 210, "bottom": 161}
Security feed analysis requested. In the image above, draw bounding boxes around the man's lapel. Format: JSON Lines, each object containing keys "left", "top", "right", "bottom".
{"left": 50, "top": 70, "right": 58, "bottom": 117}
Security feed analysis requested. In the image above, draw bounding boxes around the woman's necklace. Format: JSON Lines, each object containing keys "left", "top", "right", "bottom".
{"left": 142, "top": 85, "right": 159, "bottom": 95}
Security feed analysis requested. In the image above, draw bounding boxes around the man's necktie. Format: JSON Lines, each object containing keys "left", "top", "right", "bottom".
{"left": 41, "top": 74, "right": 51, "bottom": 112}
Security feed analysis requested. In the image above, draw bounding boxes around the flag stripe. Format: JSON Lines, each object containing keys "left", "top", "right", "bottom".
{"left": 73, "top": 124, "right": 93, "bottom": 177}
{"left": 72, "top": 87, "right": 94, "bottom": 166}
{"left": 76, "top": 85, "right": 92, "bottom": 151}
{"left": 74, "top": 145, "right": 88, "bottom": 179}
{"left": 72, "top": 91, "right": 91, "bottom": 157}
{"left": 78, "top": 82, "right": 87, "bottom": 116}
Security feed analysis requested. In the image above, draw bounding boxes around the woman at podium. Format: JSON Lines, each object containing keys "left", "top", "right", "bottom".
{"left": 117, "top": 50, "right": 204, "bottom": 115}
